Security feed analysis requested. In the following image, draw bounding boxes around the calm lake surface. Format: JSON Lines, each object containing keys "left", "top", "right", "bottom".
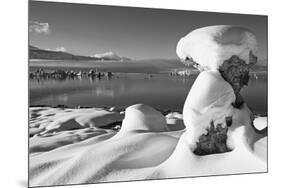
{"left": 29, "top": 73, "right": 267, "bottom": 115}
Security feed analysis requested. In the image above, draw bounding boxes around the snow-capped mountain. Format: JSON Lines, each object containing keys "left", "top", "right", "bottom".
{"left": 92, "top": 52, "right": 131, "bottom": 61}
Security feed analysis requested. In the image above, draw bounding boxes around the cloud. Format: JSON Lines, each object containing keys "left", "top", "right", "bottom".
{"left": 54, "top": 47, "right": 67, "bottom": 52}
{"left": 29, "top": 21, "right": 50, "bottom": 34}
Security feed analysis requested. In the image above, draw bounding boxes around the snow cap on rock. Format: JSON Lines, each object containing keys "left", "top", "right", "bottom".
{"left": 176, "top": 25, "right": 258, "bottom": 70}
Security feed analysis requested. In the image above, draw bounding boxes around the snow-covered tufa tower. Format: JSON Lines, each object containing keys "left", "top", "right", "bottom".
{"left": 176, "top": 25, "right": 259, "bottom": 154}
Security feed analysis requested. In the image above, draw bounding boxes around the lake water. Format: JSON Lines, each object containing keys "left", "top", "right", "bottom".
{"left": 29, "top": 73, "right": 267, "bottom": 115}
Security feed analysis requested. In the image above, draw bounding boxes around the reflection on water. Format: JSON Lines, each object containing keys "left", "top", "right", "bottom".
{"left": 29, "top": 73, "right": 267, "bottom": 114}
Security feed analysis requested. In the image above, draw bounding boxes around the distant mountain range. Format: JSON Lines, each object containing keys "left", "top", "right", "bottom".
{"left": 92, "top": 52, "right": 131, "bottom": 61}
{"left": 29, "top": 45, "right": 131, "bottom": 61}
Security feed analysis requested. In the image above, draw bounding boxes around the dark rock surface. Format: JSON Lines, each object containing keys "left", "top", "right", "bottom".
{"left": 219, "top": 55, "right": 252, "bottom": 108}
{"left": 194, "top": 121, "right": 230, "bottom": 155}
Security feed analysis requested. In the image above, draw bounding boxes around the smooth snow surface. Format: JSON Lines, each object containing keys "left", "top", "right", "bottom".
{"left": 176, "top": 25, "right": 258, "bottom": 70}
{"left": 29, "top": 105, "right": 266, "bottom": 187}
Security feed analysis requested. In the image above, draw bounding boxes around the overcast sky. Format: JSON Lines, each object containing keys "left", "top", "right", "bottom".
{"left": 29, "top": 1, "right": 267, "bottom": 60}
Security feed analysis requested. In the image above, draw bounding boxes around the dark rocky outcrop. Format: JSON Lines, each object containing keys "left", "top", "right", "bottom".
{"left": 219, "top": 55, "right": 252, "bottom": 108}
{"left": 194, "top": 120, "right": 230, "bottom": 155}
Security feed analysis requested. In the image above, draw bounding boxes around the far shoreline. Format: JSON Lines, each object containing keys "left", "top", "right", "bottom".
{"left": 29, "top": 104, "right": 268, "bottom": 117}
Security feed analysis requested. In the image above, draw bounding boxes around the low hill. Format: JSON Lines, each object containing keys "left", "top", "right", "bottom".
{"left": 29, "top": 45, "right": 131, "bottom": 61}
{"left": 29, "top": 45, "right": 98, "bottom": 60}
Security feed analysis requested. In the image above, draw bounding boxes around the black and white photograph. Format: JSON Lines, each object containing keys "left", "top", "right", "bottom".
{"left": 28, "top": 1, "right": 268, "bottom": 187}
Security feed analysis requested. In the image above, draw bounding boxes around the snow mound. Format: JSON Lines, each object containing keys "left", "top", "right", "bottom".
{"left": 253, "top": 117, "right": 267, "bottom": 131}
{"left": 76, "top": 111, "right": 124, "bottom": 128}
{"left": 29, "top": 108, "right": 124, "bottom": 135}
{"left": 176, "top": 25, "right": 258, "bottom": 70}
{"left": 119, "top": 104, "right": 169, "bottom": 134}
{"left": 165, "top": 112, "right": 186, "bottom": 131}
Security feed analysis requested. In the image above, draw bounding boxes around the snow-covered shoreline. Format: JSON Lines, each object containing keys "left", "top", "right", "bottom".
{"left": 29, "top": 105, "right": 267, "bottom": 187}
